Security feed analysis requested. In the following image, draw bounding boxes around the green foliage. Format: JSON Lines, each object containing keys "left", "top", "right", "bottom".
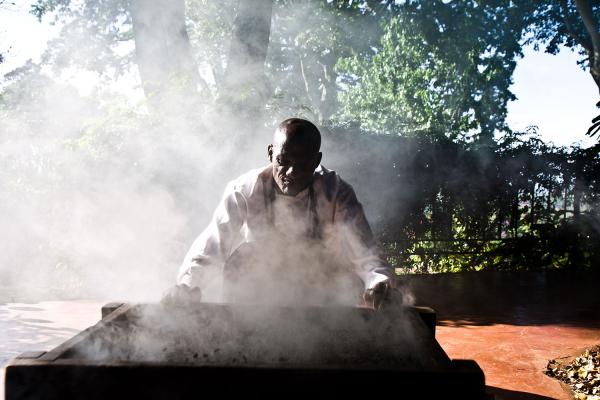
{"left": 21, "top": 0, "right": 600, "bottom": 138}
{"left": 30, "top": 0, "right": 134, "bottom": 77}
{"left": 3, "top": 0, "right": 600, "bottom": 282}
{"left": 523, "top": 0, "right": 600, "bottom": 141}
{"left": 336, "top": 1, "right": 538, "bottom": 141}
{"left": 265, "top": 0, "right": 383, "bottom": 124}
{"left": 323, "top": 125, "right": 600, "bottom": 274}
{"left": 185, "top": 0, "right": 236, "bottom": 97}
{"left": 525, "top": 0, "right": 599, "bottom": 67}
{"left": 337, "top": 16, "right": 480, "bottom": 138}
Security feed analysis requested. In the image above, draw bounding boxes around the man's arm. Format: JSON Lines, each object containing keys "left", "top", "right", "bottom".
{"left": 334, "top": 181, "right": 396, "bottom": 303}
{"left": 177, "top": 181, "right": 246, "bottom": 298}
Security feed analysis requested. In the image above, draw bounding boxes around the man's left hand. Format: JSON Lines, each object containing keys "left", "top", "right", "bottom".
{"left": 363, "top": 281, "right": 391, "bottom": 310}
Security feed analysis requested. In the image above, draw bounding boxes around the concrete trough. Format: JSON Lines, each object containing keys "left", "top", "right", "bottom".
{"left": 5, "top": 303, "right": 486, "bottom": 399}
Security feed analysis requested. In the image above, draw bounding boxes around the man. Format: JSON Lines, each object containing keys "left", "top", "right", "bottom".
{"left": 172, "top": 118, "right": 395, "bottom": 309}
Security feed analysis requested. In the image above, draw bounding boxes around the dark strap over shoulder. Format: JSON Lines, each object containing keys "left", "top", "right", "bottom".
{"left": 262, "top": 176, "right": 321, "bottom": 239}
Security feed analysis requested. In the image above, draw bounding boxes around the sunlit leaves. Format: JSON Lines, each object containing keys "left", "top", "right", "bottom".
{"left": 335, "top": 1, "right": 531, "bottom": 141}
{"left": 31, "top": 0, "right": 134, "bottom": 78}
{"left": 546, "top": 348, "right": 600, "bottom": 399}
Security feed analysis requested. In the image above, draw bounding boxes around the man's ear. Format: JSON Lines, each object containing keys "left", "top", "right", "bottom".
{"left": 267, "top": 144, "right": 273, "bottom": 162}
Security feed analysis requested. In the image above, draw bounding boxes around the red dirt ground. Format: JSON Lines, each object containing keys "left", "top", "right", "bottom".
{"left": 2, "top": 270, "right": 599, "bottom": 399}
{"left": 406, "top": 270, "right": 600, "bottom": 399}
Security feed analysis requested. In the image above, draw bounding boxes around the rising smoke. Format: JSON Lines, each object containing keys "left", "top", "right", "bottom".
{"left": 0, "top": 0, "right": 393, "bottom": 305}
{"left": 73, "top": 302, "right": 435, "bottom": 368}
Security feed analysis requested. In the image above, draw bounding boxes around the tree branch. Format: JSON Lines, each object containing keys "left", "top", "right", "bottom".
{"left": 561, "top": 0, "right": 592, "bottom": 53}
{"left": 575, "top": 0, "right": 600, "bottom": 45}
{"left": 574, "top": 0, "right": 600, "bottom": 92}
{"left": 299, "top": 57, "right": 316, "bottom": 109}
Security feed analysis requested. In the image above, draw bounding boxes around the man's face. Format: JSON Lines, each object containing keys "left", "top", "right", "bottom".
{"left": 268, "top": 138, "right": 322, "bottom": 196}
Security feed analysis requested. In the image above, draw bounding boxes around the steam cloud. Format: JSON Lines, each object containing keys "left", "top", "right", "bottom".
{"left": 71, "top": 303, "right": 435, "bottom": 369}
{"left": 0, "top": 1, "right": 391, "bottom": 304}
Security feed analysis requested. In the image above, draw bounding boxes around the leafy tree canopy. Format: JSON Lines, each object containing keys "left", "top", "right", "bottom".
{"left": 15, "top": 0, "right": 600, "bottom": 141}
{"left": 525, "top": 0, "right": 600, "bottom": 91}
{"left": 336, "top": 0, "right": 540, "bottom": 142}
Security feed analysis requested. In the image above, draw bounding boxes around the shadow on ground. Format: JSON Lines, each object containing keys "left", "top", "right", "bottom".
{"left": 486, "top": 385, "right": 558, "bottom": 400}
{"left": 403, "top": 269, "right": 600, "bottom": 328}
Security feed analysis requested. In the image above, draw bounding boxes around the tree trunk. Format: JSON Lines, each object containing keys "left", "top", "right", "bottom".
{"left": 530, "top": 184, "right": 536, "bottom": 228}
{"left": 571, "top": 166, "right": 584, "bottom": 268}
{"left": 574, "top": 0, "right": 600, "bottom": 92}
{"left": 130, "top": 0, "right": 204, "bottom": 115}
{"left": 222, "top": 0, "right": 273, "bottom": 118}
{"left": 546, "top": 191, "right": 551, "bottom": 224}
{"left": 511, "top": 194, "right": 519, "bottom": 237}
{"left": 299, "top": 55, "right": 338, "bottom": 124}
{"left": 563, "top": 181, "right": 569, "bottom": 221}
{"left": 573, "top": 177, "right": 582, "bottom": 220}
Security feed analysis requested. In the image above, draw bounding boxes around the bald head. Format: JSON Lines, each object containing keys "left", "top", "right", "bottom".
{"left": 268, "top": 118, "right": 322, "bottom": 196}
{"left": 273, "top": 118, "right": 321, "bottom": 154}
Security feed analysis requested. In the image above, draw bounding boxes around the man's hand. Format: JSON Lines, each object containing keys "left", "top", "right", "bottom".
{"left": 362, "top": 281, "right": 392, "bottom": 310}
{"left": 161, "top": 284, "right": 202, "bottom": 307}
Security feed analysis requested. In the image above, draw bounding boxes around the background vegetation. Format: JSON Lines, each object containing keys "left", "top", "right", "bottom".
{"left": 1, "top": 0, "right": 600, "bottom": 298}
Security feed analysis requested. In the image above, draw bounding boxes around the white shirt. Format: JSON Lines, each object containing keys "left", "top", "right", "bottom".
{"left": 178, "top": 164, "right": 395, "bottom": 301}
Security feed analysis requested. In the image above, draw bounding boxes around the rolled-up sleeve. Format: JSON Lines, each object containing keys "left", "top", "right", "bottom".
{"left": 334, "top": 183, "right": 396, "bottom": 290}
{"left": 177, "top": 182, "right": 246, "bottom": 291}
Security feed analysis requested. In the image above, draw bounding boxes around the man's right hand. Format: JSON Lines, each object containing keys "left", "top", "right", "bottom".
{"left": 161, "top": 284, "right": 202, "bottom": 307}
